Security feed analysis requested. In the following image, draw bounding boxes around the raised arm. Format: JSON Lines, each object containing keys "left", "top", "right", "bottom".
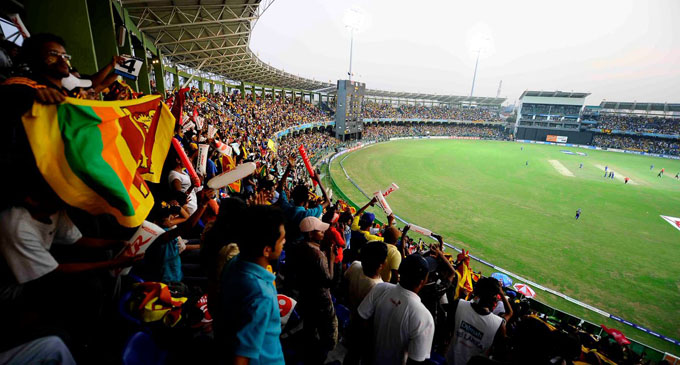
{"left": 276, "top": 156, "right": 296, "bottom": 193}
{"left": 355, "top": 196, "right": 377, "bottom": 218}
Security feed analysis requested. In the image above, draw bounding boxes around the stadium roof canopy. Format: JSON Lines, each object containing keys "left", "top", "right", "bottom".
{"left": 121, "top": 0, "right": 505, "bottom": 106}
{"left": 599, "top": 101, "right": 680, "bottom": 113}
{"left": 519, "top": 90, "right": 591, "bottom": 99}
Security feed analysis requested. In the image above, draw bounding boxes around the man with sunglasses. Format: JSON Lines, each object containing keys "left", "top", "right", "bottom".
{"left": 0, "top": 33, "right": 74, "bottom": 211}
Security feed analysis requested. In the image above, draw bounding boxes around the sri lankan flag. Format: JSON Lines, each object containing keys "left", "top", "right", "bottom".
{"left": 22, "top": 95, "right": 176, "bottom": 227}
{"left": 454, "top": 249, "right": 475, "bottom": 300}
{"left": 222, "top": 155, "right": 241, "bottom": 193}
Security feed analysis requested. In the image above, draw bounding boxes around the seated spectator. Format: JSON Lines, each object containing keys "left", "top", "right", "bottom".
{"left": 358, "top": 254, "right": 435, "bottom": 364}
{"left": 214, "top": 205, "right": 286, "bottom": 364}
{"left": 168, "top": 151, "right": 199, "bottom": 215}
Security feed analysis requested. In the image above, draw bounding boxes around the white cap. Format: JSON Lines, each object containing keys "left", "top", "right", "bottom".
{"left": 62, "top": 73, "right": 93, "bottom": 91}
{"left": 299, "top": 216, "right": 329, "bottom": 233}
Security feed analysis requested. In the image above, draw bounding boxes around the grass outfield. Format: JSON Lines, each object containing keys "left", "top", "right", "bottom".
{"left": 329, "top": 139, "right": 680, "bottom": 354}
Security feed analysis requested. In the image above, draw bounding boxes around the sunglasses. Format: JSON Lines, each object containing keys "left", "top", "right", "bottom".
{"left": 47, "top": 50, "right": 72, "bottom": 61}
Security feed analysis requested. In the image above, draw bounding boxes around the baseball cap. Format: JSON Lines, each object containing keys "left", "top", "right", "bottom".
{"left": 299, "top": 216, "right": 329, "bottom": 233}
{"left": 399, "top": 254, "right": 430, "bottom": 281}
{"left": 424, "top": 256, "right": 439, "bottom": 273}
{"left": 359, "top": 212, "right": 375, "bottom": 224}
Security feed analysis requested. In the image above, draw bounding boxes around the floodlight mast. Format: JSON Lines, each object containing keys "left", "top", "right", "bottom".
{"left": 470, "top": 49, "right": 480, "bottom": 97}
{"left": 344, "top": 7, "right": 364, "bottom": 82}
{"left": 348, "top": 28, "right": 354, "bottom": 81}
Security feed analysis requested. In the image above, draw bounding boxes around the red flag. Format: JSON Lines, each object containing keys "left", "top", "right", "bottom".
{"left": 298, "top": 144, "right": 317, "bottom": 186}
{"left": 600, "top": 325, "right": 631, "bottom": 345}
{"left": 171, "top": 88, "right": 190, "bottom": 126}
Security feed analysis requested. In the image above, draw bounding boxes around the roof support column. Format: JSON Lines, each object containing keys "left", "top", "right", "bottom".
{"left": 22, "top": 0, "right": 99, "bottom": 76}
{"left": 118, "top": 15, "right": 138, "bottom": 91}
{"left": 210, "top": 81, "right": 215, "bottom": 94}
{"left": 88, "top": 0, "right": 118, "bottom": 78}
{"left": 251, "top": 84, "right": 256, "bottom": 101}
{"left": 151, "top": 52, "right": 165, "bottom": 96}
{"left": 239, "top": 82, "right": 246, "bottom": 99}
{"left": 132, "top": 39, "right": 151, "bottom": 95}
{"left": 172, "top": 67, "right": 180, "bottom": 90}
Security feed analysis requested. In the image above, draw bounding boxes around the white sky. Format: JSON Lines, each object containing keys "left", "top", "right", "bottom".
{"left": 250, "top": 0, "right": 680, "bottom": 106}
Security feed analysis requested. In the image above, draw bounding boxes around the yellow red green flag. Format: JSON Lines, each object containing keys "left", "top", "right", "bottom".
{"left": 22, "top": 95, "right": 176, "bottom": 227}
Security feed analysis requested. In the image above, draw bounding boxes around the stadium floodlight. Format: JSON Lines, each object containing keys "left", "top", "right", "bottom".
{"left": 343, "top": 7, "right": 366, "bottom": 81}
{"left": 466, "top": 23, "right": 495, "bottom": 97}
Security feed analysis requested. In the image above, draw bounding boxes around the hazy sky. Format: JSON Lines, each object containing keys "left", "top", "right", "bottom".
{"left": 250, "top": 0, "right": 680, "bottom": 105}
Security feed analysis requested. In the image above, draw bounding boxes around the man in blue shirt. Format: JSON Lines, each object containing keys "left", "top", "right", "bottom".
{"left": 276, "top": 156, "right": 329, "bottom": 243}
{"left": 216, "top": 206, "right": 286, "bottom": 364}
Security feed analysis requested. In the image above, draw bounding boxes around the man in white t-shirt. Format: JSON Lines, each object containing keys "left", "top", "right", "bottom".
{"left": 344, "top": 241, "right": 388, "bottom": 365}
{"left": 358, "top": 254, "right": 435, "bottom": 365}
{"left": 0, "top": 189, "right": 142, "bottom": 349}
{"left": 445, "top": 277, "right": 509, "bottom": 365}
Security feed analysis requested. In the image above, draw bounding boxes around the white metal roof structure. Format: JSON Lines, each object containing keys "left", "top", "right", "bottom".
{"left": 519, "top": 90, "right": 591, "bottom": 99}
{"left": 122, "top": 0, "right": 505, "bottom": 105}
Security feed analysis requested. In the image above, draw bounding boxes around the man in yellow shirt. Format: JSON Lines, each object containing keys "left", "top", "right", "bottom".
{"left": 380, "top": 224, "right": 403, "bottom": 284}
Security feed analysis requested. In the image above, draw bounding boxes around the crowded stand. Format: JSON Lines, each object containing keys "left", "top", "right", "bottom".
{"left": 362, "top": 101, "right": 503, "bottom": 123}
{"left": 585, "top": 114, "right": 680, "bottom": 136}
{"left": 363, "top": 123, "right": 509, "bottom": 141}
{"left": 592, "top": 134, "right": 680, "bottom": 156}
{"left": 0, "top": 32, "right": 669, "bottom": 365}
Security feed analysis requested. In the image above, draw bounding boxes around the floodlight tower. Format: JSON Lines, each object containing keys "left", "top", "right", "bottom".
{"left": 344, "top": 8, "right": 364, "bottom": 81}
{"left": 467, "top": 28, "right": 492, "bottom": 98}
{"left": 470, "top": 49, "right": 481, "bottom": 97}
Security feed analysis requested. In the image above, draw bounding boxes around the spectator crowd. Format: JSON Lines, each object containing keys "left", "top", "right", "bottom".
{"left": 584, "top": 114, "right": 680, "bottom": 136}
{"left": 363, "top": 123, "right": 509, "bottom": 141}
{"left": 362, "top": 102, "right": 503, "bottom": 123}
{"left": 592, "top": 134, "right": 679, "bottom": 156}
{"left": 0, "top": 32, "right": 669, "bottom": 365}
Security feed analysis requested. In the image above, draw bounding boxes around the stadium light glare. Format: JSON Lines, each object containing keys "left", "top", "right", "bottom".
{"left": 343, "top": 7, "right": 366, "bottom": 81}
{"left": 343, "top": 7, "right": 366, "bottom": 33}
{"left": 466, "top": 22, "right": 495, "bottom": 60}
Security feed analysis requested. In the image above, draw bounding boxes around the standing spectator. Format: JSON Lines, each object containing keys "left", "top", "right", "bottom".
{"left": 344, "top": 241, "right": 388, "bottom": 365}
{"left": 348, "top": 197, "right": 383, "bottom": 262}
{"left": 0, "top": 182, "right": 141, "bottom": 353}
{"left": 215, "top": 205, "right": 286, "bottom": 364}
{"left": 358, "top": 254, "right": 435, "bottom": 364}
{"left": 380, "top": 219, "right": 403, "bottom": 284}
{"left": 296, "top": 216, "right": 338, "bottom": 363}
{"left": 445, "top": 277, "right": 508, "bottom": 365}
{"left": 277, "top": 157, "right": 327, "bottom": 243}
{"left": 321, "top": 207, "right": 345, "bottom": 291}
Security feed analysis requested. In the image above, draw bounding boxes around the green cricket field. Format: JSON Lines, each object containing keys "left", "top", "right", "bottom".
{"left": 328, "top": 139, "right": 680, "bottom": 354}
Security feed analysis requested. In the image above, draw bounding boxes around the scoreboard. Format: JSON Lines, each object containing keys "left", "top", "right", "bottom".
{"left": 334, "top": 80, "right": 365, "bottom": 141}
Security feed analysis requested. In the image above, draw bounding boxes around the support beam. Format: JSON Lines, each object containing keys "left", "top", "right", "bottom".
{"left": 152, "top": 51, "right": 166, "bottom": 95}
{"left": 88, "top": 0, "right": 119, "bottom": 76}
{"left": 23, "top": 0, "right": 99, "bottom": 75}
{"left": 139, "top": 17, "right": 257, "bottom": 32}
{"left": 173, "top": 67, "right": 180, "bottom": 90}
{"left": 132, "top": 36, "right": 151, "bottom": 95}
{"left": 239, "top": 81, "right": 246, "bottom": 99}
{"left": 118, "top": 17, "right": 138, "bottom": 91}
